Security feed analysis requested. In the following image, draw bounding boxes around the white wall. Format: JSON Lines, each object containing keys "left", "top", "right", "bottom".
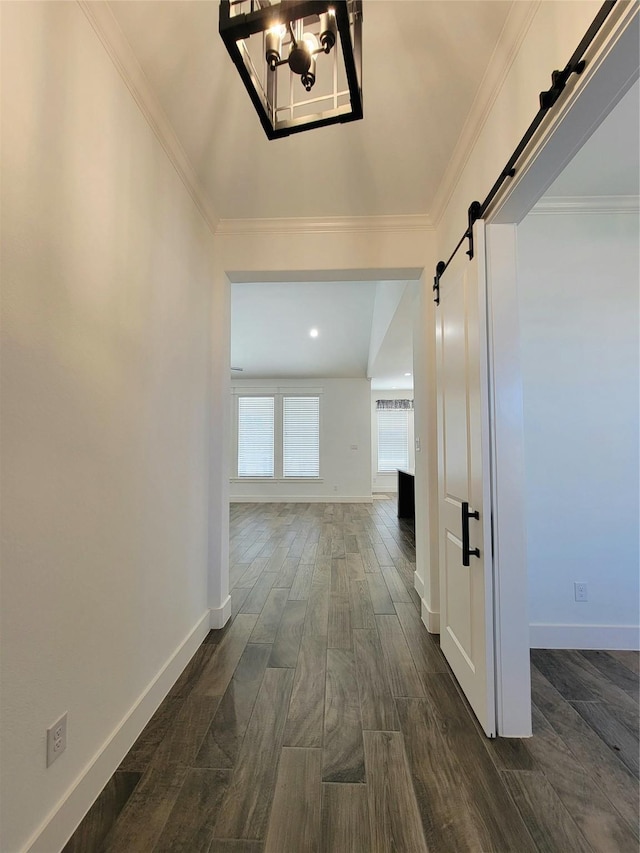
{"left": 230, "top": 378, "right": 372, "bottom": 501}
{"left": 435, "top": 2, "right": 605, "bottom": 251}
{"left": 371, "top": 391, "right": 415, "bottom": 493}
{"left": 517, "top": 210, "right": 639, "bottom": 647}
{"left": 1, "top": 4, "right": 216, "bottom": 850}
{"left": 367, "top": 281, "right": 407, "bottom": 373}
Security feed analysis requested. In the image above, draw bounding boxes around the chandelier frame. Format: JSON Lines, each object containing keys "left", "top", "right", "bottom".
{"left": 219, "top": 0, "right": 363, "bottom": 139}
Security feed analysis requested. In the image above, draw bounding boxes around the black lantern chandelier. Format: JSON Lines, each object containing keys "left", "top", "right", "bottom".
{"left": 219, "top": 0, "right": 363, "bottom": 139}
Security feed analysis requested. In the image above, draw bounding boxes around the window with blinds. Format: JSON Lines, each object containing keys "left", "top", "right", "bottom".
{"left": 283, "top": 396, "right": 320, "bottom": 478}
{"left": 237, "top": 396, "right": 275, "bottom": 477}
{"left": 377, "top": 408, "right": 409, "bottom": 472}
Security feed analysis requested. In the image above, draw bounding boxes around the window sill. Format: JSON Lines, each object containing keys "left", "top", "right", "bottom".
{"left": 230, "top": 477, "right": 324, "bottom": 483}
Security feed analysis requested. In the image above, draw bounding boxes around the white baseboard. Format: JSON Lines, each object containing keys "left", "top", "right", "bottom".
{"left": 230, "top": 495, "right": 373, "bottom": 504}
{"left": 210, "top": 596, "right": 232, "bottom": 629}
{"left": 421, "top": 599, "right": 440, "bottom": 634}
{"left": 530, "top": 623, "right": 640, "bottom": 650}
{"left": 26, "top": 611, "right": 211, "bottom": 853}
{"left": 413, "top": 571, "right": 424, "bottom": 598}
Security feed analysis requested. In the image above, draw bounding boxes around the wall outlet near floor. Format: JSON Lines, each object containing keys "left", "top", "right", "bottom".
{"left": 574, "top": 582, "right": 588, "bottom": 602}
{"left": 46, "top": 712, "right": 67, "bottom": 767}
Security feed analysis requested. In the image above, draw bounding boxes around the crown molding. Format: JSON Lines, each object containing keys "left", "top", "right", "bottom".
{"left": 78, "top": 1, "right": 219, "bottom": 235}
{"left": 215, "top": 214, "right": 434, "bottom": 237}
{"left": 530, "top": 195, "right": 640, "bottom": 215}
{"left": 430, "top": 1, "right": 541, "bottom": 228}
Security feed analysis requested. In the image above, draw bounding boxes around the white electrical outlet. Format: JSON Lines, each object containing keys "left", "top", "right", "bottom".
{"left": 47, "top": 712, "right": 67, "bottom": 767}
{"left": 574, "top": 582, "right": 588, "bottom": 602}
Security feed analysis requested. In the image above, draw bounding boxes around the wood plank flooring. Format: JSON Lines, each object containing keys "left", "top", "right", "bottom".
{"left": 66, "top": 499, "right": 639, "bottom": 853}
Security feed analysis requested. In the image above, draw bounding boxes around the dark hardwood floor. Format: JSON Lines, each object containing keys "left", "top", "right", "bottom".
{"left": 65, "top": 498, "right": 639, "bottom": 852}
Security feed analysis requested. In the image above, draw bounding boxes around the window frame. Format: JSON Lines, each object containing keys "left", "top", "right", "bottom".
{"left": 231, "top": 387, "right": 323, "bottom": 482}
{"left": 236, "top": 394, "right": 276, "bottom": 479}
{"left": 376, "top": 406, "right": 411, "bottom": 473}
{"left": 282, "top": 395, "right": 321, "bottom": 479}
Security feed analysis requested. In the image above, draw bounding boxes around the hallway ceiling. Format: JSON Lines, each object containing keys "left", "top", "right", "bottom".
{"left": 108, "top": 0, "right": 514, "bottom": 221}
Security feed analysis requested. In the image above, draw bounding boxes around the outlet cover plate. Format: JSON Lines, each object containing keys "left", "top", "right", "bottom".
{"left": 47, "top": 712, "right": 67, "bottom": 767}
{"left": 574, "top": 582, "right": 588, "bottom": 602}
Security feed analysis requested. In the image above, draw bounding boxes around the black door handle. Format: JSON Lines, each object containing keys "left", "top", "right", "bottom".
{"left": 461, "top": 501, "right": 480, "bottom": 567}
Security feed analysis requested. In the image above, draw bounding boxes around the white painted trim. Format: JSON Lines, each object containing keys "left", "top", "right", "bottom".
{"left": 475, "top": 222, "right": 498, "bottom": 738}
{"left": 227, "top": 268, "right": 424, "bottom": 284}
{"left": 215, "top": 214, "right": 433, "bottom": 237}
{"left": 413, "top": 571, "right": 424, "bottom": 599}
{"left": 531, "top": 195, "right": 640, "bottom": 215}
{"left": 210, "top": 596, "right": 232, "bottom": 629}
{"left": 421, "top": 599, "right": 440, "bottom": 635}
{"left": 77, "top": 1, "right": 218, "bottom": 235}
{"left": 230, "top": 495, "right": 372, "bottom": 504}
{"left": 530, "top": 623, "right": 640, "bottom": 651}
{"left": 24, "top": 611, "right": 211, "bottom": 853}
{"left": 431, "top": 1, "right": 541, "bottom": 226}
{"left": 485, "top": 224, "right": 532, "bottom": 739}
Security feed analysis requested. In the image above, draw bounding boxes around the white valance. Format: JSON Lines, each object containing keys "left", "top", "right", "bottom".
{"left": 376, "top": 399, "right": 414, "bottom": 410}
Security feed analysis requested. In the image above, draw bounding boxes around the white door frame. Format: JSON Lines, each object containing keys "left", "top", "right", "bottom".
{"left": 484, "top": 1, "right": 639, "bottom": 736}
{"left": 483, "top": 224, "right": 531, "bottom": 736}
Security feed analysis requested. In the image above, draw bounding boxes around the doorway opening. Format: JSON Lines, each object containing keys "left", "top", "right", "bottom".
{"left": 515, "top": 80, "right": 639, "bottom": 654}
{"left": 226, "top": 272, "right": 425, "bottom": 615}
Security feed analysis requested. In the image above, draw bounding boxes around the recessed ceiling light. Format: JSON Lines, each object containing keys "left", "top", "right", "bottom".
{"left": 404, "top": 372, "right": 412, "bottom": 377}
{"left": 309, "top": 328, "right": 319, "bottom": 338}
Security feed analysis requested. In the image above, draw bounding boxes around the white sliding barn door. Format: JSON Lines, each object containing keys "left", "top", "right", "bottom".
{"left": 436, "top": 220, "right": 496, "bottom": 736}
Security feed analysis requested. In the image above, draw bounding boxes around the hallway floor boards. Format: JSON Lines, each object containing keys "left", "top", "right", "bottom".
{"left": 66, "top": 499, "right": 639, "bottom": 852}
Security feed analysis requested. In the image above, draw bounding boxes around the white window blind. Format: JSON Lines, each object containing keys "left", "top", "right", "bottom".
{"left": 377, "top": 409, "right": 409, "bottom": 472}
{"left": 238, "top": 397, "right": 274, "bottom": 477}
{"left": 283, "top": 396, "right": 320, "bottom": 478}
